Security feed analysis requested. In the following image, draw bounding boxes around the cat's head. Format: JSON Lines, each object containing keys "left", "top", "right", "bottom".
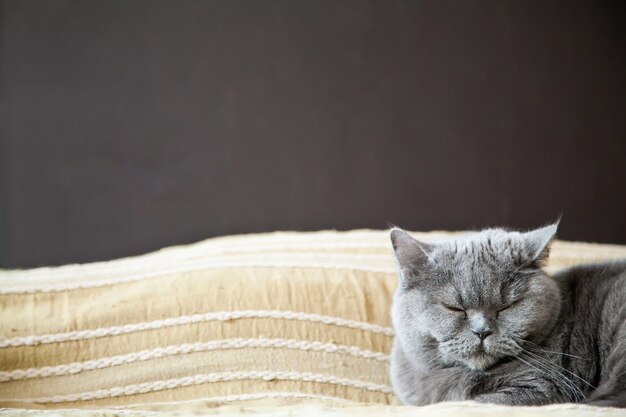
{"left": 390, "top": 223, "right": 561, "bottom": 371}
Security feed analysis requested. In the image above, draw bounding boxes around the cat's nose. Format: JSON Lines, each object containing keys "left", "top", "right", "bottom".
{"left": 469, "top": 312, "right": 494, "bottom": 340}
{"left": 472, "top": 328, "right": 493, "bottom": 340}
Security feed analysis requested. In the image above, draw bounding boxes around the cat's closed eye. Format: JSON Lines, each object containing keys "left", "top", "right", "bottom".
{"left": 497, "top": 298, "right": 523, "bottom": 313}
{"left": 441, "top": 303, "right": 465, "bottom": 313}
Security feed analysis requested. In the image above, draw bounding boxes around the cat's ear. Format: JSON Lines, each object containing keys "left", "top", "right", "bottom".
{"left": 390, "top": 228, "right": 433, "bottom": 271}
{"left": 522, "top": 221, "right": 559, "bottom": 265}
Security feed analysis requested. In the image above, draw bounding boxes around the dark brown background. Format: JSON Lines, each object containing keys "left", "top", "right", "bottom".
{"left": 1, "top": 0, "right": 625, "bottom": 268}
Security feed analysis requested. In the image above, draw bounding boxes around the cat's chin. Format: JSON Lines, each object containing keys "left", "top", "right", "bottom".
{"left": 462, "top": 352, "right": 500, "bottom": 371}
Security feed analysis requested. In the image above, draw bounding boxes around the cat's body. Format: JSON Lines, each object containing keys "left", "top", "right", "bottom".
{"left": 390, "top": 225, "right": 626, "bottom": 407}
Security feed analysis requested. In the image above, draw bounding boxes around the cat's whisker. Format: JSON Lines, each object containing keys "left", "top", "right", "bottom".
{"left": 516, "top": 342, "right": 589, "bottom": 401}
{"left": 520, "top": 339, "right": 589, "bottom": 361}
{"left": 517, "top": 352, "right": 586, "bottom": 401}
{"left": 521, "top": 349, "right": 595, "bottom": 389}
{"left": 513, "top": 342, "right": 582, "bottom": 398}
{"left": 512, "top": 336, "right": 595, "bottom": 390}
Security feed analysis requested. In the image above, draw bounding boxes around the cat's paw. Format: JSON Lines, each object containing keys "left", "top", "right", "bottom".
{"left": 475, "top": 391, "right": 553, "bottom": 406}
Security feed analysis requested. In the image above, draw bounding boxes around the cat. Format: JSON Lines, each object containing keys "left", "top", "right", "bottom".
{"left": 389, "top": 223, "right": 626, "bottom": 407}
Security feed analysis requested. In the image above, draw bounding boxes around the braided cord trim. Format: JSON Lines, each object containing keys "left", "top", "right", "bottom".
{"left": 107, "top": 391, "right": 358, "bottom": 408}
{"left": 13, "top": 371, "right": 394, "bottom": 403}
{"left": 0, "top": 310, "right": 394, "bottom": 348}
{"left": 0, "top": 255, "right": 396, "bottom": 295}
{"left": 0, "top": 337, "right": 389, "bottom": 381}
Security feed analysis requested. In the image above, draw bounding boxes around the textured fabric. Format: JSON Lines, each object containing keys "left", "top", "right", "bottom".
{"left": 1, "top": 230, "right": 626, "bottom": 412}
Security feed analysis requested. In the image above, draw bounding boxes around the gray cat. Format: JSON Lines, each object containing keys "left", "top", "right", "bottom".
{"left": 390, "top": 223, "right": 626, "bottom": 407}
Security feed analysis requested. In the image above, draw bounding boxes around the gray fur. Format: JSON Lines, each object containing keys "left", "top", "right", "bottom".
{"left": 390, "top": 224, "right": 626, "bottom": 407}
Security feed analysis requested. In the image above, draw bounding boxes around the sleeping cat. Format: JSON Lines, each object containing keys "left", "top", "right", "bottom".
{"left": 389, "top": 223, "right": 626, "bottom": 407}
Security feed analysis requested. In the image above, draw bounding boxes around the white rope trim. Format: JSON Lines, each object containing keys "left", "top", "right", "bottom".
{"left": 201, "top": 391, "right": 358, "bottom": 404}
{"left": 0, "top": 252, "right": 394, "bottom": 280}
{"left": 0, "top": 257, "right": 396, "bottom": 295}
{"left": 0, "top": 310, "right": 395, "bottom": 348}
{"left": 108, "top": 391, "right": 359, "bottom": 408}
{"left": 11, "top": 371, "right": 394, "bottom": 403}
{"left": 0, "top": 337, "right": 389, "bottom": 381}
